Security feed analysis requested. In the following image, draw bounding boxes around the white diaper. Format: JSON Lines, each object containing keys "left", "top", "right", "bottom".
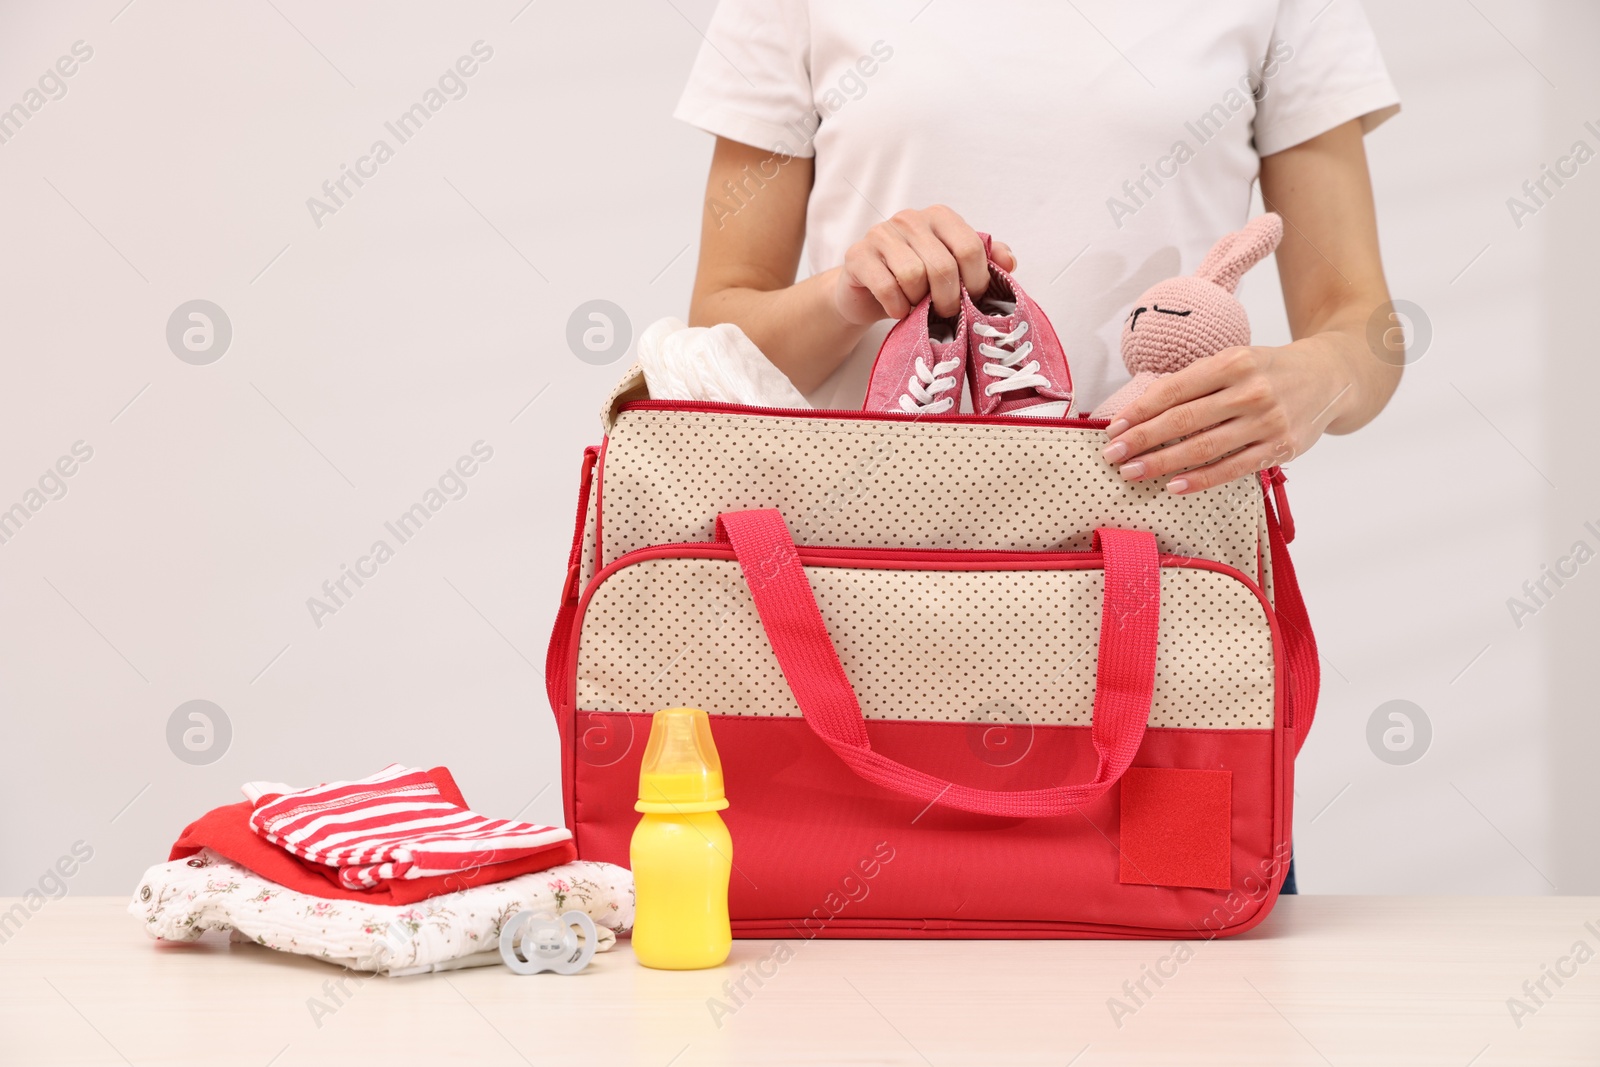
{"left": 637, "top": 316, "right": 811, "bottom": 408}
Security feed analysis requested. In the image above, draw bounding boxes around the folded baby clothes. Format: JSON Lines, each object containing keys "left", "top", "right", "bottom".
{"left": 131, "top": 848, "right": 633, "bottom": 977}
{"left": 637, "top": 316, "right": 812, "bottom": 408}
{"left": 171, "top": 766, "right": 577, "bottom": 904}
{"left": 246, "top": 764, "right": 573, "bottom": 890}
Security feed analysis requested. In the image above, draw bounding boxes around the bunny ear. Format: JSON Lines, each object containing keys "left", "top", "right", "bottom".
{"left": 1194, "top": 213, "right": 1284, "bottom": 293}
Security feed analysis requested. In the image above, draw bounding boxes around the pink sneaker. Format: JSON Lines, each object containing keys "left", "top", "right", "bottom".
{"left": 863, "top": 297, "right": 968, "bottom": 415}
{"left": 965, "top": 235, "right": 1074, "bottom": 418}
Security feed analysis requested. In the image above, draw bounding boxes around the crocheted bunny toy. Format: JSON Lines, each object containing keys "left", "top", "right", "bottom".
{"left": 1091, "top": 213, "right": 1284, "bottom": 420}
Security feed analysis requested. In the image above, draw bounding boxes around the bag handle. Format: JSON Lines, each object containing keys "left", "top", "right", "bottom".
{"left": 713, "top": 509, "right": 1161, "bottom": 819}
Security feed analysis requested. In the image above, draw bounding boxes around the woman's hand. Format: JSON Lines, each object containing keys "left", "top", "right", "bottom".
{"left": 834, "top": 205, "right": 1015, "bottom": 326}
{"left": 1101, "top": 337, "right": 1357, "bottom": 494}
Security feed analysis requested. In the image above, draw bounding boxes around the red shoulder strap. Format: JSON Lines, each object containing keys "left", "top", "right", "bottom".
{"left": 1262, "top": 468, "right": 1319, "bottom": 757}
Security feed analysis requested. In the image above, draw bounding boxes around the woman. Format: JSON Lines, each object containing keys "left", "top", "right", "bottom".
{"left": 674, "top": 0, "right": 1404, "bottom": 891}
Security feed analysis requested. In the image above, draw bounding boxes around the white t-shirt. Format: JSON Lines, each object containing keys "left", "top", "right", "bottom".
{"left": 674, "top": 0, "right": 1400, "bottom": 412}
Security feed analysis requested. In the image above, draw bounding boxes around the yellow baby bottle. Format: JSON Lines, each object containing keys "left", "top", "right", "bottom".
{"left": 630, "top": 707, "right": 733, "bottom": 970}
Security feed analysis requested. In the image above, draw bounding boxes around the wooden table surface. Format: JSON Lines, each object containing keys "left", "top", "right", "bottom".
{"left": 2, "top": 896, "right": 1597, "bottom": 1066}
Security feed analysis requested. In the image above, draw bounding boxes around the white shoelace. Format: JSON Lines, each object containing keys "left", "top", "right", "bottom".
{"left": 899, "top": 355, "right": 961, "bottom": 414}
{"left": 973, "top": 321, "right": 1051, "bottom": 395}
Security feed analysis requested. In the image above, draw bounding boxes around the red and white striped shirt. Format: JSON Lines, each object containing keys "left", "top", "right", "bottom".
{"left": 246, "top": 764, "right": 571, "bottom": 890}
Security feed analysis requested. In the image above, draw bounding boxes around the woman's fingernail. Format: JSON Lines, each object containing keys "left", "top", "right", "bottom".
{"left": 1102, "top": 441, "right": 1128, "bottom": 463}
{"left": 1106, "top": 419, "right": 1129, "bottom": 438}
{"left": 1120, "top": 460, "right": 1146, "bottom": 480}
{"left": 1167, "top": 478, "right": 1189, "bottom": 494}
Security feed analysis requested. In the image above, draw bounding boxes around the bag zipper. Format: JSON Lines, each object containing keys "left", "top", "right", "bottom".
{"left": 619, "top": 398, "right": 1113, "bottom": 430}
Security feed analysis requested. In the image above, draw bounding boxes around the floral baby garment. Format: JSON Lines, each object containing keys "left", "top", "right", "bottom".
{"left": 131, "top": 848, "right": 634, "bottom": 977}
{"left": 245, "top": 763, "right": 572, "bottom": 890}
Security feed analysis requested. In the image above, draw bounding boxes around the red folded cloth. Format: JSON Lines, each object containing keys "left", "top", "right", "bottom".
{"left": 169, "top": 766, "right": 577, "bottom": 904}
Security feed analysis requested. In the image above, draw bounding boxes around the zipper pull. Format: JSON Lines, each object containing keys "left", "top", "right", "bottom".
{"left": 1267, "top": 466, "right": 1295, "bottom": 544}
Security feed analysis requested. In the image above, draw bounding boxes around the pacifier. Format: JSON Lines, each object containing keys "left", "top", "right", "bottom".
{"left": 498, "top": 909, "right": 598, "bottom": 975}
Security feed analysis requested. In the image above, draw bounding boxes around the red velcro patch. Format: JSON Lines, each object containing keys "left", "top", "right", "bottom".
{"left": 1118, "top": 767, "right": 1232, "bottom": 890}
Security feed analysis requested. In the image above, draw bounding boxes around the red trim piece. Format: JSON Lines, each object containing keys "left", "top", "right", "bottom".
{"left": 546, "top": 445, "right": 599, "bottom": 833}
{"left": 569, "top": 448, "right": 599, "bottom": 567}
{"left": 618, "top": 397, "right": 1112, "bottom": 430}
{"left": 727, "top": 912, "right": 1283, "bottom": 940}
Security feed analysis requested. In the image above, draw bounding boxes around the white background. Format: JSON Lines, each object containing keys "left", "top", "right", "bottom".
{"left": 0, "top": 0, "right": 1595, "bottom": 898}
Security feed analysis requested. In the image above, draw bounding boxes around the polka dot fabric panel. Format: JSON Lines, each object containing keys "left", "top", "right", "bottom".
{"left": 596, "top": 410, "right": 1269, "bottom": 584}
{"left": 1259, "top": 514, "right": 1276, "bottom": 605}
{"left": 597, "top": 362, "right": 649, "bottom": 434}
{"left": 577, "top": 456, "right": 600, "bottom": 592}
{"left": 574, "top": 556, "right": 1275, "bottom": 729}
{"left": 577, "top": 362, "right": 647, "bottom": 590}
